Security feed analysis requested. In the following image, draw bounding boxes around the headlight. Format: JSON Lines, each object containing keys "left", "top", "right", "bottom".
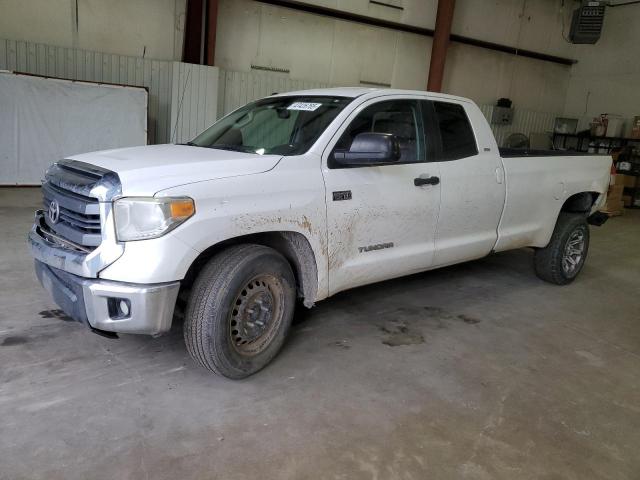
{"left": 113, "top": 197, "right": 195, "bottom": 241}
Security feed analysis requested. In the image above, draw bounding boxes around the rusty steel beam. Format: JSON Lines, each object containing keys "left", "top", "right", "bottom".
{"left": 427, "top": 0, "right": 455, "bottom": 92}
{"left": 206, "top": 0, "right": 219, "bottom": 66}
{"left": 183, "top": 0, "right": 205, "bottom": 64}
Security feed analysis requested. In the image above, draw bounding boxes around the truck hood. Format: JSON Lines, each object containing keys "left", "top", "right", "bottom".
{"left": 67, "top": 144, "right": 282, "bottom": 196}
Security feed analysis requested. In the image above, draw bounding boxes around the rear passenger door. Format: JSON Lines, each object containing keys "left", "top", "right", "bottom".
{"left": 423, "top": 100, "right": 506, "bottom": 266}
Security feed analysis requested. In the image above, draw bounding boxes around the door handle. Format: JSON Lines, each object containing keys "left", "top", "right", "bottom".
{"left": 414, "top": 176, "right": 440, "bottom": 186}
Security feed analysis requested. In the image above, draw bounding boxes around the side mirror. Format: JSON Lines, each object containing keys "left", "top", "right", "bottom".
{"left": 333, "top": 132, "right": 401, "bottom": 166}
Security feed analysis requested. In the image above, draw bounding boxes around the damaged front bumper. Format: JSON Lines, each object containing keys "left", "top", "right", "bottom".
{"left": 29, "top": 210, "right": 179, "bottom": 335}
{"left": 34, "top": 260, "right": 180, "bottom": 335}
{"left": 28, "top": 209, "right": 124, "bottom": 277}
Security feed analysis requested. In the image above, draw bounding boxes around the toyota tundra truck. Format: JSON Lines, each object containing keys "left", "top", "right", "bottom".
{"left": 29, "top": 88, "right": 612, "bottom": 378}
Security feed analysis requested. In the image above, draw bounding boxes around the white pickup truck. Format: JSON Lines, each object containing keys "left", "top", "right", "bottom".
{"left": 29, "top": 88, "right": 612, "bottom": 378}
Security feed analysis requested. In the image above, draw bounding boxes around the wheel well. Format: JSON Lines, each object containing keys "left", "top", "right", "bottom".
{"left": 561, "top": 192, "right": 599, "bottom": 214}
{"left": 179, "top": 231, "right": 319, "bottom": 310}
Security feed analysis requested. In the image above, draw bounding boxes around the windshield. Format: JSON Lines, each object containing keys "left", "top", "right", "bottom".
{"left": 190, "top": 96, "right": 353, "bottom": 156}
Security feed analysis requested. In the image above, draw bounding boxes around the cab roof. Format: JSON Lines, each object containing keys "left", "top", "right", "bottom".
{"left": 273, "top": 87, "right": 473, "bottom": 104}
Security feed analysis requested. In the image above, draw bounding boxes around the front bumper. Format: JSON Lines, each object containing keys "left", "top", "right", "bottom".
{"left": 34, "top": 260, "right": 180, "bottom": 335}
{"left": 28, "top": 209, "right": 124, "bottom": 278}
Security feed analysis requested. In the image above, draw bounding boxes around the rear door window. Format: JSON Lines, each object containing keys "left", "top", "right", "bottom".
{"left": 432, "top": 102, "right": 478, "bottom": 161}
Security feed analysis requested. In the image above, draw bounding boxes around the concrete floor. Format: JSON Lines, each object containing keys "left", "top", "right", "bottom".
{"left": 1, "top": 187, "right": 639, "bottom": 480}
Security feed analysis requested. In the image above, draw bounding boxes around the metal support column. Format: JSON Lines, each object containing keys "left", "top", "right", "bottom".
{"left": 427, "top": 0, "right": 456, "bottom": 92}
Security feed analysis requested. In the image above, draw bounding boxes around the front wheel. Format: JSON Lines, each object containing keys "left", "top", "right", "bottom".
{"left": 184, "top": 244, "right": 296, "bottom": 378}
{"left": 534, "top": 213, "right": 590, "bottom": 285}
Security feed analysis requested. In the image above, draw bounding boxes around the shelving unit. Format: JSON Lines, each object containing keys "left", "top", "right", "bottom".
{"left": 552, "top": 132, "right": 640, "bottom": 153}
{"left": 616, "top": 148, "right": 640, "bottom": 210}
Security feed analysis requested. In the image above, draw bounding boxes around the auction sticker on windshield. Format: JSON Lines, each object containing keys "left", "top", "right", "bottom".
{"left": 287, "top": 102, "right": 322, "bottom": 111}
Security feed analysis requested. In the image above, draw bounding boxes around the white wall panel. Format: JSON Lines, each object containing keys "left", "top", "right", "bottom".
{"left": 218, "top": 69, "right": 330, "bottom": 116}
{"left": 0, "top": 0, "right": 186, "bottom": 61}
{"left": 170, "top": 62, "right": 220, "bottom": 144}
{"left": 0, "top": 38, "right": 173, "bottom": 144}
{"left": 444, "top": 43, "right": 570, "bottom": 113}
{"left": 168, "top": 65, "right": 329, "bottom": 145}
{"left": 0, "top": 71, "right": 147, "bottom": 185}
{"left": 392, "top": 32, "right": 431, "bottom": 91}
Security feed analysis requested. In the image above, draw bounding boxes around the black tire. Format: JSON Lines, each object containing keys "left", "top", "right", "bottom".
{"left": 534, "top": 213, "right": 590, "bottom": 285}
{"left": 184, "top": 244, "right": 296, "bottom": 378}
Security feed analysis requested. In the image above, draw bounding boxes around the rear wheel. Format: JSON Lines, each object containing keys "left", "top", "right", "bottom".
{"left": 184, "top": 244, "right": 296, "bottom": 378}
{"left": 534, "top": 213, "right": 590, "bottom": 285}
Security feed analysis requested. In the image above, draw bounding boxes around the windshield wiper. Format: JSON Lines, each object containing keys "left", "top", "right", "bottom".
{"left": 179, "top": 141, "right": 199, "bottom": 147}
{"left": 206, "top": 144, "right": 258, "bottom": 154}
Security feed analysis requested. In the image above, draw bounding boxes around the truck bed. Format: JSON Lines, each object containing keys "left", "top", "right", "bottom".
{"left": 494, "top": 151, "right": 611, "bottom": 253}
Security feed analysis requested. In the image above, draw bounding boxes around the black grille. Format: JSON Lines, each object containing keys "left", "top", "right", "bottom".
{"left": 42, "top": 182, "right": 102, "bottom": 248}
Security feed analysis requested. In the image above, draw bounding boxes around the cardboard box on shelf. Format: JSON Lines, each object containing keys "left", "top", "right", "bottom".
{"left": 600, "top": 200, "right": 624, "bottom": 216}
{"left": 631, "top": 116, "right": 640, "bottom": 139}
{"left": 611, "top": 174, "right": 639, "bottom": 188}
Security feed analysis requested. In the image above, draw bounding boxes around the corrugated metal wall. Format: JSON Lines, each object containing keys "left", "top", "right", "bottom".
{"left": 219, "top": 69, "right": 330, "bottom": 115}
{"left": 163, "top": 66, "right": 564, "bottom": 146}
{"left": 170, "top": 62, "right": 220, "bottom": 144}
{"left": 1, "top": 37, "right": 563, "bottom": 149}
{"left": 0, "top": 38, "right": 172, "bottom": 144}
{"left": 479, "top": 105, "right": 557, "bottom": 148}
{"left": 168, "top": 66, "right": 331, "bottom": 143}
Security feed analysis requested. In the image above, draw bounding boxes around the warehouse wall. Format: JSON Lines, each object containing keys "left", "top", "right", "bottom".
{"left": 215, "top": 0, "right": 576, "bottom": 113}
{"left": 0, "top": 0, "right": 186, "bottom": 61}
{"left": 563, "top": 6, "right": 640, "bottom": 134}
{"left": 1, "top": 0, "right": 577, "bottom": 114}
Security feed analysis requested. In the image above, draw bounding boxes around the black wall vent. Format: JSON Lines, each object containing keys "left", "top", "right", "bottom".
{"left": 569, "top": 2, "right": 606, "bottom": 44}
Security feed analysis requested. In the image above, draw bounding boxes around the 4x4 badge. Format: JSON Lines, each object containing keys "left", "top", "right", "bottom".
{"left": 333, "top": 190, "right": 352, "bottom": 201}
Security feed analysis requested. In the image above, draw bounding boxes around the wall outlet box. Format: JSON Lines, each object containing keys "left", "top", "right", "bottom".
{"left": 491, "top": 106, "right": 513, "bottom": 125}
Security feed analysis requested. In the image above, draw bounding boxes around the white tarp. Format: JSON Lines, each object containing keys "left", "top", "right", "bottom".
{"left": 0, "top": 71, "right": 147, "bottom": 185}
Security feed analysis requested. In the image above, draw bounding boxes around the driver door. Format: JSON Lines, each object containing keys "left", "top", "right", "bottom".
{"left": 322, "top": 97, "right": 441, "bottom": 295}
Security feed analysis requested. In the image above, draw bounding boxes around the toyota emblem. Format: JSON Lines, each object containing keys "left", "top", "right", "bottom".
{"left": 48, "top": 199, "right": 60, "bottom": 224}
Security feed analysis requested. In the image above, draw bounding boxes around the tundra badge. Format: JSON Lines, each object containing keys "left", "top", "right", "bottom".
{"left": 358, "top": 242, "right": 394, "bottom": 253}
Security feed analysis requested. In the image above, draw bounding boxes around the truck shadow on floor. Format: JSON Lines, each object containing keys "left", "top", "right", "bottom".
{"left": 293, "top": 248, "right": 536, "bottom": 347}
{"left": 37, "top": 248, "right": 535, "bottom": 361}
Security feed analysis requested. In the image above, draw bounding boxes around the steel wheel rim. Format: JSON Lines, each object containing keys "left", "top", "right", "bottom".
{"left": 229, "top": 274, "right": 284, "bottom": 356}
{"left": 562, "top": 228, "right": 586, "bottom": 277}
